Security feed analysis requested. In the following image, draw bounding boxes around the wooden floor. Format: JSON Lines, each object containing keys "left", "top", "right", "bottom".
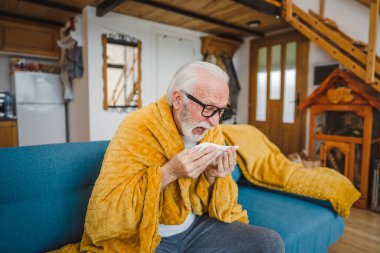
{"left": 329, "top": 208, "right": 380, "bottom": 253}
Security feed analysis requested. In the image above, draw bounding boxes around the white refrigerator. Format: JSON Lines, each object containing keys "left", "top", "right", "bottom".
{"left": 11, "top": 72, "right": 66, "bottom": 146}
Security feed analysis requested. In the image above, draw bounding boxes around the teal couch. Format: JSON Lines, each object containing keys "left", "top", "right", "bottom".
{"left": 0, "top": 141, "right": 344, "bottom": 252}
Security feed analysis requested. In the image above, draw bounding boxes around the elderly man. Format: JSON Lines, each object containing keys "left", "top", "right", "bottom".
{"left": 79, "top": 61, "right": 285, "bottom": 253}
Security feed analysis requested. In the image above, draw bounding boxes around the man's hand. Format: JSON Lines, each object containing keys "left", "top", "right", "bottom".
{"left": 161, "top": 147, "right": 218, "bottom": 189}
{"left": 204, "top": 147, "right": 236, "bottom": 185}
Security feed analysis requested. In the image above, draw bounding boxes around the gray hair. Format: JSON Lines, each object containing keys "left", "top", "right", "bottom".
{"left": 166, "top": 61, "right": 229, "bottom": 105}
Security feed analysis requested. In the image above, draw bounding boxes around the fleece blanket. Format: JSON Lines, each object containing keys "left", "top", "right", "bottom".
{"left": 222, "top": 124, "right": 360, "bottom": 218}
{"left": 53, "top": 96, "right": 247, "bottom": 253}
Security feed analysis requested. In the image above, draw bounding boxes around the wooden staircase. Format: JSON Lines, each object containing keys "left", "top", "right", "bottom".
{"left": 266, "top": 0, "right": 380, "bottom": 92}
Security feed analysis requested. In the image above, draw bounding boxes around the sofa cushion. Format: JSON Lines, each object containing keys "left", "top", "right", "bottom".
{"left": 237, "top": 184, "right": 344, "bottom": 253}
{"left": 0, "top": 141, "right": 109, "bottom": 253}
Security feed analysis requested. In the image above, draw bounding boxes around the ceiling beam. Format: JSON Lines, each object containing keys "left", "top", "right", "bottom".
{"left": 0, "top": 10, "right": 63, "bottom": 27}
{"left": 234, "top": 0, "right": 282, "bottom": 17}
{"left": 96, "top": 0, "right": 126, "bottom": 17}
{"left": 130, "top": 0, "right": 263, "bottom": 36}
{"left": 21, "top": 0, "right": 82, "bottom": 14}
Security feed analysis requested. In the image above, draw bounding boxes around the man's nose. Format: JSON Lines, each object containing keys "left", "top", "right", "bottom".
{"left": 207, "top": 113, "right": 220, "bottom": 127}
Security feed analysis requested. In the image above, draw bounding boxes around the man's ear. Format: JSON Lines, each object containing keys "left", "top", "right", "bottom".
{"left": 172, "top": 91, "right": 183, "bottom": 110}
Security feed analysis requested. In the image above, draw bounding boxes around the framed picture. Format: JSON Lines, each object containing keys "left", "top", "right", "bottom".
{"left": 372, "top": 159, "right": 380, "bottom": 212}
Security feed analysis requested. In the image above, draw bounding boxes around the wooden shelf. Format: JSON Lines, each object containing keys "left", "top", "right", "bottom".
{"left": 201, "top": 35, "right": 241, "bottom": 58}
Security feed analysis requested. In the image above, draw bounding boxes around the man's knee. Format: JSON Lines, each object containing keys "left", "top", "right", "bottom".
{"left": 259, "top": 229, "right": 285, "bottom": 253}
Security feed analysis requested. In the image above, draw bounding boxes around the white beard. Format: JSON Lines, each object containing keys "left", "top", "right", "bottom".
{"left": 179, "top": 104, "right": 211, "bottom": 143}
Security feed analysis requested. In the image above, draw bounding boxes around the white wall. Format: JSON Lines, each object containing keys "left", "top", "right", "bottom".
{"left": 233, "top": 37, "right": 253, "bottom": 124}
{"left": 78, "top": 6, "right": 209, "bottom": 141}
{"left": 67, "top": 12, "right": 90, "bottom": 142}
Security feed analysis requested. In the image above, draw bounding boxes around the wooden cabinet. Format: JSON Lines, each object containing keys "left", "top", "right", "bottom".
{"left": 299, "top": 68, "right": 380, "bottom": 209}
{"left": 0, "top": 19, "right": 59, "bottom": 59}
{"left": 201, "top": 35, "right": 241, "bottom": 58}
{"left": 0, "top": 120, "right": 18, "bottom": 147}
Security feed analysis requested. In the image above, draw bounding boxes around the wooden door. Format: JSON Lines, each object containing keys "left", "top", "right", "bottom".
{"left": 249, "top": 32, "right": 309, "bottom": 155}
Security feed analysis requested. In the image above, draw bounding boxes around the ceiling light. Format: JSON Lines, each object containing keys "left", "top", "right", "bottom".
{"left": 247, "top": 20, "right": 261, "bottom": 28}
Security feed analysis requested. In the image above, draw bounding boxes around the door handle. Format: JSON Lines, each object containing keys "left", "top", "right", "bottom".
{"left": 290, "top": 92, "right": 300, "bottom": 106}
{"left": 295, "top": 92, "right": 300, "bottom": 106}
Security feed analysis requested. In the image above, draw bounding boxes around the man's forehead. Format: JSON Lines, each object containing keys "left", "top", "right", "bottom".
{"left": 191, "top": 83, "right": 229, "bottom": 106}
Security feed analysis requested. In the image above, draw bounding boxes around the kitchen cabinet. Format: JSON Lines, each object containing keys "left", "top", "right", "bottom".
{"left": 0, "top": 19, "right": 60, "bottom": 59}
{"left": 0, "top": 120, "right": 18, "bottom": 147}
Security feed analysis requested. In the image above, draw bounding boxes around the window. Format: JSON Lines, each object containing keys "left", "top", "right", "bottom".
{"left": 270, "top": 44, "right": 281, "bottom": 100}
{"left": 256, "top": 47, "right": 267, "bottom": 121}
{"left": 283, "top": 42, "right": 297, "bottom": 123}
{"left": 102, "top": 33, "right": 142, "bottom": 112}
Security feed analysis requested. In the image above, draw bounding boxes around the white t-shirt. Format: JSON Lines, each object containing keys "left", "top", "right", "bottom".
{"left": 158, "top": 139, "right": 197, "bottom": 237}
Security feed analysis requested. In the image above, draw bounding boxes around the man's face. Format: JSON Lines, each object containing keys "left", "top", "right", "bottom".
{"left": 176, "top": 73, "right": 229, "bottom": 143}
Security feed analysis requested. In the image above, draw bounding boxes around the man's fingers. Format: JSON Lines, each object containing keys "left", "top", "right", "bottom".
{"left": 233, "top": 148, "right": 236, "bottom": 165}
{"left": 188, "top": 147, "right": 215, "bottom": 162}
{"left": 191, "top": 149, "right": 218, "bottom": 169}
{"left": 217, "top": 155, "right": 223, "bottom": 172}
{"left": 228, "top": 148, "right": 235, "bottom": 167}
{"left": 223, "top": 152, "right": 229, "bottom": 172}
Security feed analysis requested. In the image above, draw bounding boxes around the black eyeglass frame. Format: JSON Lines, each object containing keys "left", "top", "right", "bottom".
{"left": 181, "top": 91, "right": 232, "bottom": 120}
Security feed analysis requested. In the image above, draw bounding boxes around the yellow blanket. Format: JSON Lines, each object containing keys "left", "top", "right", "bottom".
{"left": 54, "top": 97, "right": 247, "bottom": 253}
{"left": 222, "top": 124, "right": 361, "bottom": 218}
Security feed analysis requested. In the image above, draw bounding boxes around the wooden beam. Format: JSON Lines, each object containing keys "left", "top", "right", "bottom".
{"left": 366, "top": 0, "right": 379, "bottom": 83}
{"left": 132, "top": 0, "right": 264, "bottom": 36}
{"left": 264, "top": 0, "right": 281, "bottom": 8}
{"left": 293, "top": 5, "right": 380, "bottom": 77}
{"left": 21, "top": 0, "right": 82, "bottom": 14}
{"left": 283, "top": 0, "right": 293, "bottom": 21}
{"left": 319, "top": 0, "right": 325, "bottom": 18}
{"left": 96, "top": 0, "right": 126, "bottom": 17}
{"left": 289, "top": 17, "right": 380, "bottom": 91}
{"left": 0, "top": 10, "right": 63, "bottom": 27}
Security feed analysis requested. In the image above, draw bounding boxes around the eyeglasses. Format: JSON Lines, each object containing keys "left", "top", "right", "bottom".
{"left": 181, "top": 91, "right": 232, "bottom": 120}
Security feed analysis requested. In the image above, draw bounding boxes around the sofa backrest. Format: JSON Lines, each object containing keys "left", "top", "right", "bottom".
{"left": 0, "top": 141, "right": 109, "bottom": 253}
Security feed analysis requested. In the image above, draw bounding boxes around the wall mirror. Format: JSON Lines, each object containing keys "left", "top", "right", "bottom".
{"left": 102, "top": 33, "right": 142, "bottom": 112}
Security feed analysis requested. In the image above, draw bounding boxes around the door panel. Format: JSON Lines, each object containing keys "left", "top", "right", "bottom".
{"left": 249, "top": 32, "right": 309, "bottom": 155}
{"left": 156, "top": 33, "right": 196, "bottom": 98}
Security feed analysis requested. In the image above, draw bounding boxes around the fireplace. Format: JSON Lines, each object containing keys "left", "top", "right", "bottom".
{"left": 299, "top": 68, "right": 380, "bottom": 209}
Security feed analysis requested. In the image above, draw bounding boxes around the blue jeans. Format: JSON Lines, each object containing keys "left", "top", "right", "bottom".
{"left": 155, "top": 215, "right": 285, "bottom": 253}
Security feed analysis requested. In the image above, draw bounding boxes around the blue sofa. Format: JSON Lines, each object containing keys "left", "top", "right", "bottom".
{"left": 0, "top": 141, "right": 344, "bottom": 253}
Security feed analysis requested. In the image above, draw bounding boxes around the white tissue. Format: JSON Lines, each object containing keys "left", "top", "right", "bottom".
{"left": 191, "top": 142, "right": 239, "bottom": 157}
